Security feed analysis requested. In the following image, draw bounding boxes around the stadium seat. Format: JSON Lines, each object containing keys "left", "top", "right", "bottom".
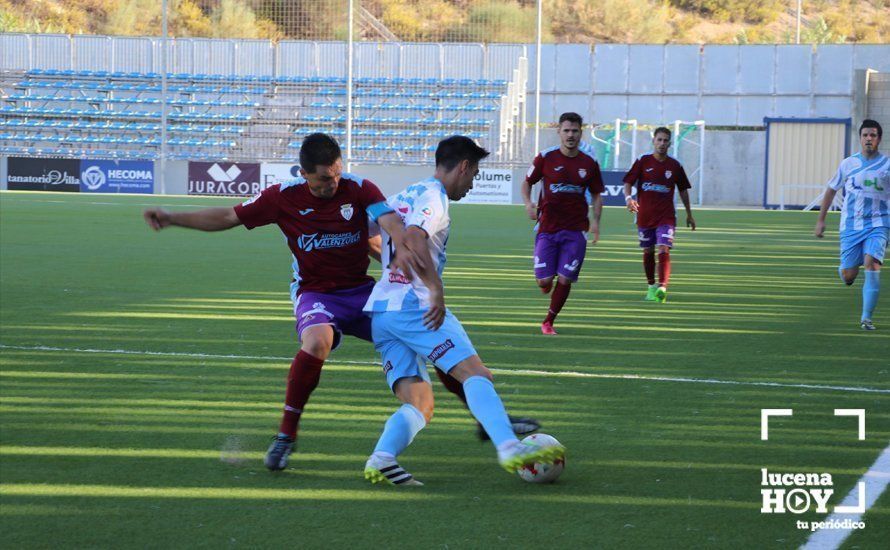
{"left": 5, "top": 68, "right": 506, "bottom": 161}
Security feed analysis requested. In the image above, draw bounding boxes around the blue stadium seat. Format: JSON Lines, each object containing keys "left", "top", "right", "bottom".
{"left": 6, "top": 69, "right": 504, "bottom": 160}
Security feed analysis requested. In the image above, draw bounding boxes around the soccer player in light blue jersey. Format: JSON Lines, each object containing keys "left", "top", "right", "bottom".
{"left": 361, "top": 136, "right": 565, "bottom": 486}
{"left": 815, "top": 120, "right": 889, "bottom": 330}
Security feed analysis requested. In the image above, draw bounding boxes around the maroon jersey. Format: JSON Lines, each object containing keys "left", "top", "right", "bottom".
{"left": 234, "top": 173, "right": 391, "bottom": 294}
{"left": 526, "top": 146, "right": 605, "bottom": 233}
{"left": 623, "top": 154, "right": 691, "bottom": 228}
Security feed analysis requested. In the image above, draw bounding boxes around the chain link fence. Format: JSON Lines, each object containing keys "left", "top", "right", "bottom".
{"left": 0, "top": 1, "right": 532, "bottom": 169}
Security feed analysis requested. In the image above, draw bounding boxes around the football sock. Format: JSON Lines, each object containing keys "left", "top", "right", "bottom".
{"left": 463, "top": 376, "right": 515, "bottom": 447}
{"left": 862, "top": 270, "right": 880, "bottom": 321}
{"left": 373, "top": 403, "right": 426, "bottom": 457}
{"left": 544, "top": 281, "right": 571, "bottom": 324}
{"left": 658, "top": 251, "right": 671, "bottom": 287}
{"left": 278, "top": 350, "right": 324, "bottom": 438}
{"left": 643, "top": 250, "right": 656, "bottom": 285}
{"left": 435, "top": 368, "right": 468, "bottom": 405}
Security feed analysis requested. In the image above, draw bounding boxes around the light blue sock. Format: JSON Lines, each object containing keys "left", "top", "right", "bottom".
{"left": 463, "top": 376, "right": 516, "bottom": 447}
{"left": 862, "top": 270, "right": 881, "bottom": 321}
{"left": 373, "top": 404, "right": 426, "bottom": 457}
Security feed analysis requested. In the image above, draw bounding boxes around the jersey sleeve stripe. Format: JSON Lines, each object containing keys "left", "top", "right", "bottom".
{"left": 367, "top": 201, "right": 394, "bottom": 222}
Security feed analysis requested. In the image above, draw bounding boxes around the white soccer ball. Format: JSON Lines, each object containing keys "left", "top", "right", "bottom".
{"left": 516, "top": 433, "right": 565, "bottom": 483}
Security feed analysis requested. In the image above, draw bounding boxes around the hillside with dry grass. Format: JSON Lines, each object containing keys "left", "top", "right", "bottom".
{"left": 1, "top": 0, "right": 887, "bottom": 43}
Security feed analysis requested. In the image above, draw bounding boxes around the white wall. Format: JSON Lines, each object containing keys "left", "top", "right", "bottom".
{"left": 527, "top": 43, "right": 890, "bottom": 126}
{"left": 0, "top": 130, "right": 770, "bottom": 206}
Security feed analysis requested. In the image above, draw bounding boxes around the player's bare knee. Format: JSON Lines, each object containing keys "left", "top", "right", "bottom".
{"left": 536, "top": 277, "right": 554, "bottom": 289}
{"left": 448, "top": 356, "right": 492, "bottom": 383}
{"left": 300, "top": 326, "right": 334, "bottom": 359}
{"left": 556, "top": 275, "right": 573, "bottom": 286}
{"left": 418, "top": 400, "right": 434, "bottom": 423}
{"left": 301, "top": 340, "right": 331, "bottom": 360}
{"left": 864, "top": 256, "right": 882, "bottom": 272}
{"left": 842, "top": 268, "right": 859, "bottom": 285}
{"left": 658, "top": 245, "right": 670, "bottom": 254}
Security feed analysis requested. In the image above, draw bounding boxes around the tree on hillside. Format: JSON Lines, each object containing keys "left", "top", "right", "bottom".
{"left": 103, "top": 0, "right": 162, "bottom": 36}
{"left": 549, "top": 0, "right": 672, "bottom": 43}
{"left": 670, "top": 0, "right": 783, "bottom": 24}
{"left": 455, "top": 1, "right": 539, "bottom": 43}
{"left": 256, "top": 0, "right": 343, "bottom": 40}
{"left": 170, "top": 0, "right": 213, "bottom": 37}
{"left": 376, "top": 0, "right": 462, "bottom": 41}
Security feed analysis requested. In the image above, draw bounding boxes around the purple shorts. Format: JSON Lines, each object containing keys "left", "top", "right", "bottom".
{"left": 293, "top": 281, "right": 373, "bottom": 350}
{"left": 638, "top": 224, "right": 675, "bottom": 249}
{"left": 533, "top": 230, "right": 587, "bottom": 281}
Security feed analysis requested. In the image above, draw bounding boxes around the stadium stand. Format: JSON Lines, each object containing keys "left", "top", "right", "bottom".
{"left": 0, "top": 68, "right": 519, "bottom": 163}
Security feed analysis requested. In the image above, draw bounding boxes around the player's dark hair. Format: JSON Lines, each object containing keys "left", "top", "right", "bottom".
{"left": 653, "top": 127, "right": 672, "bottom": 139}
{"left": 860, "top": 119, "right": 882, "bottom": 139}
{"left": 299, "top": 133, "right": 341, "bottom": 173}
{"left": 558, "top": 112, "right": 583, "bottom": 127}
{"left": 435, "top": 135, "right": 490, "bottom": 171}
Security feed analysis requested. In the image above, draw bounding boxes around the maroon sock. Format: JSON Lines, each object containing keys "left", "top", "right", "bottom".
{"left": 278, "top": 350, "right": 324, "bottom": 438}
{"left": 544, "top": 281, "right": 571, "bottom": 324}
{"left": 643, "top": 251, "right": 656, "bottom": 285}
{"left": 658, "top": 251, "right": 671, "bottom": 287}
{"left": 435, "top": 367, "right": 468, "bottom": 406}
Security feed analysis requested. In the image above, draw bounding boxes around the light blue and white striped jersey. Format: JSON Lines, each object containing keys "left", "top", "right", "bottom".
{"left": 364, "top": 178, "right": 451, "bottom": 312}
{"left": 828, "top": 152, "right": 890, "bottom": 232}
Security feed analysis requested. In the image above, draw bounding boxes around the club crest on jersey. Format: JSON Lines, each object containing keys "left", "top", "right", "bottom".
{"left": 340, "top": 203, "right": 354, "bottom": 220}
{"left": 421, "top": 206, "right": 433, "bottom": 218}
{"left": 665, "top": 170, "right": 672, "bottom": 179}
{"left": 578, "top": 168, "right": 587, "bottom": 178}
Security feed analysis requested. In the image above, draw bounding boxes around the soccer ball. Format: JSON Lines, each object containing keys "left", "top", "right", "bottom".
{"left": 516, "top": 433, "right": 565, "bottom": 483}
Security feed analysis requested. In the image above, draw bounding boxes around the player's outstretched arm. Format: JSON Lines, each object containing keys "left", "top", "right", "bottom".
{"left": 144, "top": 207, "right": 242, "bottom": 232}
{"left": 403, "top": 226, "right": 445, "bottom": 331}
{"left": 678, "top": 189, "right": 695, "bottom": 230}
{"left": 814, "top": 187, "right": 838, "bottom": 238}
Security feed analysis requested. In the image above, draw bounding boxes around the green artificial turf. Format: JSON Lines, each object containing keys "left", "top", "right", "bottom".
{"left": 1, "top": 191, "right": 887, "bottom": 549}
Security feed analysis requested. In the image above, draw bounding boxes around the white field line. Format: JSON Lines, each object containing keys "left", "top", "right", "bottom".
{"left": 2, "top": 344, "right": 888, "bottom": 395}
{"left": 801, "top": 443, "right": 890, "bottom": 550}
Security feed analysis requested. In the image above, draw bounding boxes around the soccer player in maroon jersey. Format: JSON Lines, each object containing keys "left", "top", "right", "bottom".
{"left": 622, "top": 127, "right": 696, "bottom": 303}
{"left": 143, "top": 133, "right": 425, "bottom": 471}
{"left": 144, "top": 133, "right": 539, "bottom": 471}
{"left": 521, "top": 112, "right": 604, "bottom": 335}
